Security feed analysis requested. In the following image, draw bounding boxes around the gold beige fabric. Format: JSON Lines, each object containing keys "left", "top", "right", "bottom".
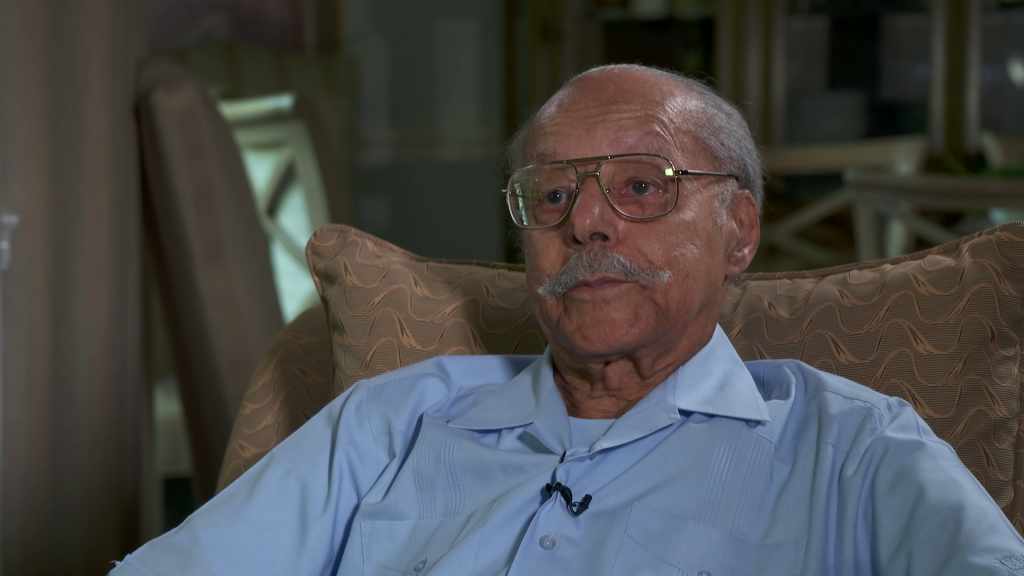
{"left": 217, "top": 306, "right": 333, "bottom": 491}
{"left": 228, "top": 222, "right": 1024, "bottom": 536}
{"left": 307, "top": 224, "right": 547, "bottom": 395}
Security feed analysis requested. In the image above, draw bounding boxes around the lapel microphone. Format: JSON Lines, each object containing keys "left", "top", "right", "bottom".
{"left": 544, "top": 482, "right": 592, "bottom": 516}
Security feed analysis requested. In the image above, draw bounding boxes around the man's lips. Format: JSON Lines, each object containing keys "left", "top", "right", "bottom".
{"left": 567, "top": 275, "right": 631, "bottom": 292}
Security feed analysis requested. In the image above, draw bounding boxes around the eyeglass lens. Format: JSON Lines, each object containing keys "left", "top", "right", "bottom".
{"left": 507, "top": 156, "right": 677, "bottom": 228}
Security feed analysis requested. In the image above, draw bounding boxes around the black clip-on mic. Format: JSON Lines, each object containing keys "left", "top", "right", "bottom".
{"left": 544, "top": 482, "right": 592, "bottom": 516}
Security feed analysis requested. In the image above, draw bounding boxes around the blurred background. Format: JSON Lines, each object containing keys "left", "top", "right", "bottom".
{"left": 0, "top": 0, "right": 1022, "bottom": 573}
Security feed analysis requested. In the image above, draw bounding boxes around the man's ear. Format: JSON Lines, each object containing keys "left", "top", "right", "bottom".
{"left": 725, "top": 190, "right": 760, "bottom": 277}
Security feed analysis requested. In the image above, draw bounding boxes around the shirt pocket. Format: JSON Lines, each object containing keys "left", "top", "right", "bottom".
{"left": 360, "top": 504, "right": 494, "bottom": 576}
{"left": 612, "top": 502, "right": 804, "bottom": 576}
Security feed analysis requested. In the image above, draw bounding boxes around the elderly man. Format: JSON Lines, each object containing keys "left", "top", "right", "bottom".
{"left": 112, "top": 64, "right": 1024, "bottom": 575}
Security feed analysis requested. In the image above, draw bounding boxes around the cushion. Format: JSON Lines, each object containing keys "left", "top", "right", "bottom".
{"left": 217, "top": 306, "right": 333, "bottom": 491}
{"left": 306, "top": 225, "right": 547, "bottom": 394}
{"left": 306, "top": 222, "right": 1024, "bottom": 532}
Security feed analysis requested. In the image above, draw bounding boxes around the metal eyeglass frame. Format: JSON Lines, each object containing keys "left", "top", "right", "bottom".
{"left": 500, "top": 153, "right": 739, "bottom": 230}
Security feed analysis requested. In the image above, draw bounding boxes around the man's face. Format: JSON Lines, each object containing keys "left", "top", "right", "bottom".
{"left": 521, "top": 72, "right": 758, "bottom": 366}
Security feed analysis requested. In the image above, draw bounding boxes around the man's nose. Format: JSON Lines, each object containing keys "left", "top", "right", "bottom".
{"left": 566, "top": 173, "right": 617, "bottom": 244}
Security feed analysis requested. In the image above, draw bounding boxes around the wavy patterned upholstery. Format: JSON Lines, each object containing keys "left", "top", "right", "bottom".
{"left": 217, "top": 306, "right": 332, "bottom": 491}
{"left": 221, "top": 222, "right": 1024, "bottom": 536}
{"left": 308, "top": 225, "right": 547, "bottom": 395}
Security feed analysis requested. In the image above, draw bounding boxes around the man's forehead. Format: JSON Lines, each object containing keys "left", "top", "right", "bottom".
{"left": 523, "top": 76, "right": 711, "bottom": 166}
{"left": 529, "top": 134, "right": 668, "bottom": 164}
{"left": 525, "top": 120, "right": 714, "bottom": 169}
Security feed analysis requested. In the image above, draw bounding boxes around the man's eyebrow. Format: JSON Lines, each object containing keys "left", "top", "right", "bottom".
{"left": 529, "top": 150, "right": 555, "bottom": 164}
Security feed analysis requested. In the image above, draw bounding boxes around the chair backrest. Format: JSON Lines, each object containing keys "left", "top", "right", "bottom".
{"left": 138, "top": 60, "right": 284, "bottom": 502}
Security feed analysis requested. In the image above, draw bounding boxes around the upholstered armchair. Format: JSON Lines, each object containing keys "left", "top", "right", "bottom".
{"left": 218, "top": 222, "right": 1024, "bottom": 537}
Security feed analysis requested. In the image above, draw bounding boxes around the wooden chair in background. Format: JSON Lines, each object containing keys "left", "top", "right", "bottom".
{"left": 759, "top": 135, "right": 928, "bottom": 266}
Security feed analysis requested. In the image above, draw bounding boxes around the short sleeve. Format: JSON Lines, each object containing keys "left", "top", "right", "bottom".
{"left": 109, "top": 382, "right": 387, "bottom": 576}
{"left": 843, "top": 398, "right": 1024, "bottom": 575}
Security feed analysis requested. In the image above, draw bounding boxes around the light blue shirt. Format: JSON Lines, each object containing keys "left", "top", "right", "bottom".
{"left": 112, "top": 326, "right": 1024, "bottom": 575}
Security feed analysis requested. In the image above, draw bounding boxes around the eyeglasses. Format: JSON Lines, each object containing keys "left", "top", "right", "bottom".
{"left": 500, "top": 153, "right": 738, "bottom": 230}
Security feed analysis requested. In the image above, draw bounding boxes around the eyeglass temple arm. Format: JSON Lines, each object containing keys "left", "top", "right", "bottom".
{"left": 675, "top": 169, "right": 739, "bottom": 181}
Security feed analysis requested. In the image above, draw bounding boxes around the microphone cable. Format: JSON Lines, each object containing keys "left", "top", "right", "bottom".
{"left": 543, "top": 482, "right": 592, "bottom": 516}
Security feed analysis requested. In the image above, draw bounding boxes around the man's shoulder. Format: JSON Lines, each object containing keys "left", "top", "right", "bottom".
{"left": 356, "top": 353, "right": 541, "bottom": 397}
{"left": 362, "top": 353, "right": 540, "bottom": 385}
{"left": 744, "top": 358, "right": 895, "bottom": 407}
{"left": 343, "top": 354, "right": 542, "bottom": 428}
{"left": 742, "top": 358, "right": 926, "bottom": 453}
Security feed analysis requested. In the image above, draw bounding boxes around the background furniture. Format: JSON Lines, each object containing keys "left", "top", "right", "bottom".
{"left": 140, "top": 50, "right": 359, "bottom": 511}
{"left": 138, "top": 61, "right": 285, "bottom": 502}
{"left": 845, "top": 131, "right": 1024, "bottom": 263}
{"left": 759, "top": 135, "right": 928, "bottom": 266}
{"left": 981, "top": 132, "right": 1024, "bottom": 170}
{"left": 218, "top": 222, "right": 1024, "bottom": 537}
{"left": 169, "top": 43, "right": 356, "bottom": 230}
{"left": 219, "top": 93, "right": 339, "bottom": 323}
{"left": 849, "top": 171, "right": 1024, "bottom": 261}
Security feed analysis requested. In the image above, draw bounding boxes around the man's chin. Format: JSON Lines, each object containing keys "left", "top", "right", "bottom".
{"left": 548, "top": 316, "right": 651, "bottom": 355}
{"left": 551, "top": 335, "right": 646, "bottom": 362}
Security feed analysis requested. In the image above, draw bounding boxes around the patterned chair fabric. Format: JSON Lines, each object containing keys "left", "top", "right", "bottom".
{"left": 219, "top": 222, "right": 1024, "bottom": 536}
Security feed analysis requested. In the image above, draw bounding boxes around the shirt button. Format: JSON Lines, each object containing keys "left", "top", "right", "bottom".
{"left": 746, "top": 420, "right": 759, "bottom": 428}
{"left": 539, "top": 534, "right": 556, "bottom": 550}
{"left": 698, "top": 571, "right": 711, "bottom": 576}
{"left": 413, "top": 560, "right": 426, "bottom": 572}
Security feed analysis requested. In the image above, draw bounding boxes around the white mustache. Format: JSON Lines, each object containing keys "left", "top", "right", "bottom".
{"left": 536, "top": 247, "right": 672, "bottom": 299}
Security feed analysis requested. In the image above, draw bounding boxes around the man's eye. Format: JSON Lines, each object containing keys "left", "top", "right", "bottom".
{"left": 627, "top": 181, "right": 654, "bottom": 196}
{"left": 541, "top": 189, "right": 568, "bottom": 206}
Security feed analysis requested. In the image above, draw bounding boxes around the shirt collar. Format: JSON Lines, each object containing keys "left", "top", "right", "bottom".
{"left": 448, "top": 325, "right": 770, "bottom": 435}
{"left": 447, "top": 348, "right": 557, "bottom": 431}
{"left": 669, "top": 325, "right": 770, "bottom": 423}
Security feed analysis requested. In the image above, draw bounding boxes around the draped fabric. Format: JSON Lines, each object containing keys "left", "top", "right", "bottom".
{"left": 0, "top": 1, "right": 149, "bottom": 574}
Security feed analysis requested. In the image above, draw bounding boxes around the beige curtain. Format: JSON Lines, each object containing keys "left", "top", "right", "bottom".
{"left": 0, "top": 1, "right": 149, "bottom": 575}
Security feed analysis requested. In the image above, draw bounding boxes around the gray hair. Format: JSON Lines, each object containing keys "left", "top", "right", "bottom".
{"left": 503, "top": 64, "right": 764, "bottom": 214}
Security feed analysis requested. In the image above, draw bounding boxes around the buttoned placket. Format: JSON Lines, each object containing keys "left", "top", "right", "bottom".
{"left": 506, "top": 413, "right": 685, "bottom": 576}
{"left": 506, "top": 447, "right": 600, "bottom": 574}
{"left": 497, "top": 370, "right": 687, "bottom": 575}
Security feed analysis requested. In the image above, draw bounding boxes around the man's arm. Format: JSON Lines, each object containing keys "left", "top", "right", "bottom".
{"left": 843, "top": 398, "right": 1024, "bottom": 575}
{"left": 110, "top": 382, "right": 386, "bottom": 576}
